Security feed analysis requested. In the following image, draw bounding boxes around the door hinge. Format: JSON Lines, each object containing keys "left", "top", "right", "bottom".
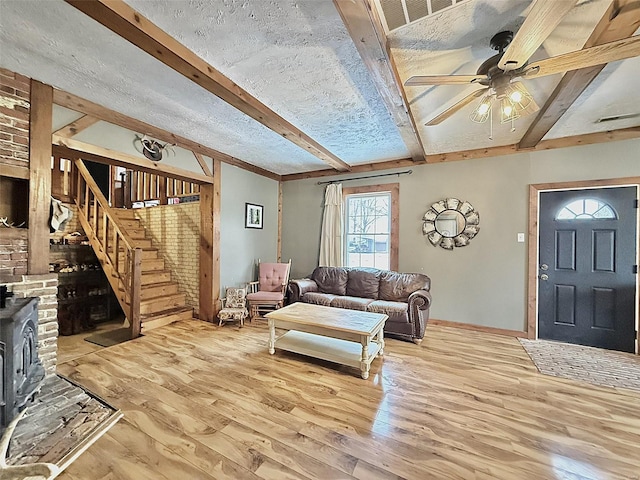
{"left": 635, "top": 199, "right": 639, "bottom": 208}
{"left": 634, "top": 265, "right": 639, "bottom": 274}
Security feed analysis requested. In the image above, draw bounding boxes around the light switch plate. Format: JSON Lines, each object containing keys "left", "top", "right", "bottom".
{"left": 517, "top": 233, "right": 525, "bottom": 243}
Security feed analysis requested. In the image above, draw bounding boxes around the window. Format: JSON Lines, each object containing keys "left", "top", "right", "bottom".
{"left": 343, "top": 184, "right": 399, "bottom": 271}
{"left": 556, "top": 198, "right": 616, "bottom": 220}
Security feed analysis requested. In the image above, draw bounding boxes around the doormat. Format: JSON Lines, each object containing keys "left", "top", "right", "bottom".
{"left": 519, "top": 338, "right": 640, "bottom": 392}
{"left": 84, "top": 327, "right": 132, "bottom": 347}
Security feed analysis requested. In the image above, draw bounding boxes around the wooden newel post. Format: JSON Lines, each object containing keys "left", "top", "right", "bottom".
{"left": 130, "top": 248, "right": 142, "bottom": 338}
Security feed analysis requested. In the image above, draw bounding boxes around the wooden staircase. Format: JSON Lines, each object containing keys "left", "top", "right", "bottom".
{"left": 71, "top": 159, "right": 193, "bottom": 338}
{"left": 110, "top": 209, "right": 193, "bottom": 333}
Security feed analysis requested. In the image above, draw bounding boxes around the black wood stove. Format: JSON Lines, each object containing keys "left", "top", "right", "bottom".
{"left": 0, "top": 293, "right": 45, "bottom": 436}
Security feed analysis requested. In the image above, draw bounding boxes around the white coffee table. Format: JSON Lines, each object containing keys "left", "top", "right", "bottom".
{"left": 265, "top": 302, "right": 387, "bottom": 379}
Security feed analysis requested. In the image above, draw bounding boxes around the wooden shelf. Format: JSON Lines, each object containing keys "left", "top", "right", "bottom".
{"left": 50, "top": 244, "right": 121, "bottom": 335}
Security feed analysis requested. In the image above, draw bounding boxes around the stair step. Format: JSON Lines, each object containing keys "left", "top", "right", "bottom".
{"left": 141, "top": 307, "right": 193, "bottom": 333}
{"left": 113, "top": 209, "right": 138, "bottom": 220}
{"left": 141, "top": 282, "right": 179, "bottom": 300}
{"left": 130, "top": 239, "right": 153, "bottom": 249}
{"left": 140, "top": 293, "right": 186, "bottom": 315}
{"left": 126, "top": 228, "right": 148, "bottom": 240}
{"left": 118, "top": 219, "right": 142, "bottom": 230}
{"left": 119, "top": 257, "right": 164, "bottom": 272}
{"left": 109, "top": 246, "right": 157, "bottom": 259}
{"left": 141, "top": 271, "right": 172, "bottom": 285}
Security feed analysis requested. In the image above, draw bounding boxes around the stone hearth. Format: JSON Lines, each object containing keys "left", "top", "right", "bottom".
{"left": 6, "top": 375, "right": 121, "bottom": 471}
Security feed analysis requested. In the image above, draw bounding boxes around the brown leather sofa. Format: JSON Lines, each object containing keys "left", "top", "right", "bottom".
{"left": 288, "top": 266, "right": 431, "bottom": 344}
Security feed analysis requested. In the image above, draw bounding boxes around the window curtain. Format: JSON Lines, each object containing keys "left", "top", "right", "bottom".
{"left": 319, "top": 183, "right": 344, "bottom": 267}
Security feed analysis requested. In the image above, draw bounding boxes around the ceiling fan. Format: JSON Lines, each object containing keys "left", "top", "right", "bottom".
{"left": 404, "top": 0, "right": 640, "bottom": 127}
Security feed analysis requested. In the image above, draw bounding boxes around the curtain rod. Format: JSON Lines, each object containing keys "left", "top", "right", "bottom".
{"left": 317, "top": 169, "right": 412, "bottom": 185}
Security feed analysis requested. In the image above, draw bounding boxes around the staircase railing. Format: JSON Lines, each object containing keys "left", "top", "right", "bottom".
{"left": 123, "top": 170, "right": 200, "bottom": 207}
{"left": 72, "top": 159, "right": 142, "bottom": 338}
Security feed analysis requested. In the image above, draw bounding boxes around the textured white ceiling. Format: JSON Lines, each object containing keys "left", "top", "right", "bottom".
{"left": 1, "top": 0, "right": 408, "bottom": 174}
{"left": 0, "top": 0, "right": 638, "bottom": 175}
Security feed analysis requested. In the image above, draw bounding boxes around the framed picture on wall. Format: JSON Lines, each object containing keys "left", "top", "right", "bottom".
{"left": 245, "top": 203, "right": 264, "bottom": 229}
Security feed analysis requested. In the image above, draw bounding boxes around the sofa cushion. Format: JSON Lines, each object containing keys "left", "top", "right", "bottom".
{"left": 346, "top": 268, "right": 380, "bottom": 299}
{"left": 312, "top": 267, "right": 349, "bottom": 295}
{"left": 302, "top": 292, "right": 337, "bottom": 306}
{"left": 379, "top": 271, "right": 430, "bottom": 302}
{"left": 330, "top": 296, "right": 374, "bottom": 311}
{"left": 367, "top": 300, "right": 409, "bottom": 324}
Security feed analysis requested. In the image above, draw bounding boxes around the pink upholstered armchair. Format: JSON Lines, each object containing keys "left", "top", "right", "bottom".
{"left": 246, "top": 259, "right": 291, "bottom": 321}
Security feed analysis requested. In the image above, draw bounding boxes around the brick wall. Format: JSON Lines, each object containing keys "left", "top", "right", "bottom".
{"left": 0, "top": 229, "right": 28, "bottom": 277}
{"left": 3, "top": 274, "right": 58, "bottom": 376}
{"left": 0, "top": 68, "right": 30, "bottom": 167}
{"left": 134, "top": 203, "right": 200, "bottom": 312}
{"left": 1, "top": 69, "right": 58, "bottom": 376}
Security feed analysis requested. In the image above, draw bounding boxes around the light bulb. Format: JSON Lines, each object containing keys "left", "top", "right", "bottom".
{"left": 503, "top": 105, "right": 513, "bottom": 116}
{"left": 510, "top": 91, "right": 522, "bottom": 102}
{"left": 477, "top": 103, "right": 490, "bottom": 115}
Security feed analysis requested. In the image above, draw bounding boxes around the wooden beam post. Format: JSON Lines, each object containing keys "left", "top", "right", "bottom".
{"left": 53, "top": 89, "right": 281, "bottom": 181}
{"left": 333, "top": 0, "right": 426, "bottom": 162}
{"left": 277, "top": 181, "right": 283, "bottom": 262}
{"left": 193, "top": 152, "right": 213, "bottom": 177}
{"left": 27, "top": 80, "right": 53, "bottom": 275}
{"left": 199, "top": 158, "right": 221, "bottom": 322}
{"left": 52, "top": 114, "right": 99, "bottom": 138}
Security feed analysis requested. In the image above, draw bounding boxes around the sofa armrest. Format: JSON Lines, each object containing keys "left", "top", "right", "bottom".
{"left": 288, "top": 278, "right": 318, "bottom": 303}
{"left": 408, "top": 289, "right": 432, "bottom": 342}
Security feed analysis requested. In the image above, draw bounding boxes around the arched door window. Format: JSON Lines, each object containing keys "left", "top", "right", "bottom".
{"left": 556, "top": 198, "right": 616, "bottom": 220}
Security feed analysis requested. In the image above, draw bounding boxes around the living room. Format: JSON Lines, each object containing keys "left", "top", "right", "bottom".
{"left": 1, "top": 0, "right": 640, "bottom": 479}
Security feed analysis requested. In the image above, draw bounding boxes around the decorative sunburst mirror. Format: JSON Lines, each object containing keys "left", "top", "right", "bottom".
{"left": 422, "top": 198, "right": 480, "bottom": 250}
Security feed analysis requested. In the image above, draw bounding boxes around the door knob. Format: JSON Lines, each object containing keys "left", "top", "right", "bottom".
{"left": 540, "top": 264, "right": 549, "bottom": 271}
{"left": 540, "top": 274, "right": 549, "bottom": 281}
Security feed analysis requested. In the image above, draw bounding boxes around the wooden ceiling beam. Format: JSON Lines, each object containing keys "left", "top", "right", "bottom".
{"left": 518, "top": 0, "right": 640, "bottom": 149}
{"left": 52, "top": 135, "right": 214, "bottom": 184}
{"left": 193, "top": 152, "right": 213, "bottom": 177}
{"left": 333, "top": 0, "right": 426, "bottom": 163}
{"left": 53, "top": 89, "right": 281, "bottom": 181}
{"left": 64, "top": 0, "right": 350, "bottom": 172}
{"left": 53, "top": 114, "right": 100, "bottom": 138}
{"left": 281, "top": 126, "right": 640, "bottom": 181}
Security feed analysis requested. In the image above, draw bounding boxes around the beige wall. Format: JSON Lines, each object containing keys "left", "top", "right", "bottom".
{"left": 281, "top": 138, "right": 640, "bottom": 331}
{"left": 220, "top": 162, "right": 280, "bottom": 293}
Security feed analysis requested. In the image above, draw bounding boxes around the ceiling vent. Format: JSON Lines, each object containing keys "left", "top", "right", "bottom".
{"left": 377, "top": 0, "right": 469, "bottom": 31}
{"left": 596, "top": 113, "right": 640, "bottom": 123}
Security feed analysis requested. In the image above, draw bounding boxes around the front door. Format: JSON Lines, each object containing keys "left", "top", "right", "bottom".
{"left": 538, "top": 187, "right": 637, "bottom": 353}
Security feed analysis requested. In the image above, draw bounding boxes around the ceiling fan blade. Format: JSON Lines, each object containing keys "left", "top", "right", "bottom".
{"left": 523, "top": 35, "right": 640, "bottom": 79}
{"left": 498, "top": 0, "right": 578, "bottom": 72}
{"left": 425, "top": 88, "right": 489, "bottom": 126}
{"left": 405, "top": 75, "right": 486, "bottom": 86}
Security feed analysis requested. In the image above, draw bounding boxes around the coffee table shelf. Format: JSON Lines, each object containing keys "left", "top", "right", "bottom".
{"left": 266, "top": 302, "right": 387, "bottom": 379}
{"left": 276, "top": 330, "right": 383, "bottom": 369}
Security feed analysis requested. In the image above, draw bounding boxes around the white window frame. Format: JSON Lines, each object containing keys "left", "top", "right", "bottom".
{"left": 342, "top": 183, "right": 399, "bottom": 271}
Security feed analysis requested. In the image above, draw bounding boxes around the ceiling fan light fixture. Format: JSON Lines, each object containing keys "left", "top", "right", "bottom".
{"left": 505, "top": 81, "right": 533, "bottom": 113}
{"left": 499, "top": 97, "right": 520, "bottom": 124}
{"left": 470, "top": 95, "right": 493, "bottom": 123}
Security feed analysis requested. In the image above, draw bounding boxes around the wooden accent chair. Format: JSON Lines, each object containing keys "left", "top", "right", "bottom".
{"left": 246, "top": 259, "right": 291, "bottom": 321}
{"left": 217, "top": 287, "right": 249, "bottom": 327}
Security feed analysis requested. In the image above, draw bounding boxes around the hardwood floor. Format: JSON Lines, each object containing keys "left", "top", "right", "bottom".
{"left": 56, "top": 320, "right": 640, "bottom": 480}
{"left": 56, "top": 319, "right": 125, "bottom": 364}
